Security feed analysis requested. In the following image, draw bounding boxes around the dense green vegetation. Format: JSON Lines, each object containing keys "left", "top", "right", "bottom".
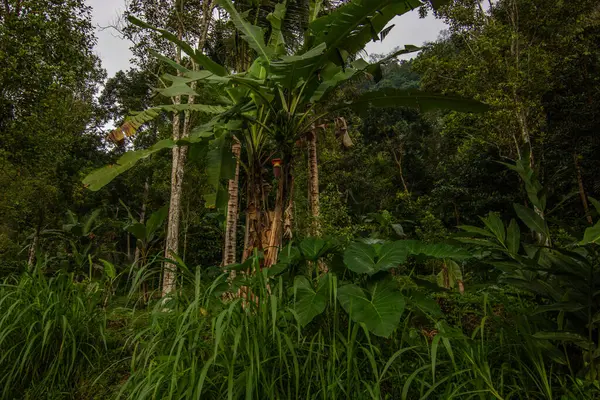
{"left": 1, "top": 0, "right": 600, "bottom": 398}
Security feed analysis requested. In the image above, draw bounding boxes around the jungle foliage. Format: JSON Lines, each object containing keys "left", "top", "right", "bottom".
{"left": 1, "top": 0, "right": 600, "bottom": 398}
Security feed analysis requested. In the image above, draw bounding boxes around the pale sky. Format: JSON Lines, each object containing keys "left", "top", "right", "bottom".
{"left": 87, "top": 0, "right": 447, "bottom": 78}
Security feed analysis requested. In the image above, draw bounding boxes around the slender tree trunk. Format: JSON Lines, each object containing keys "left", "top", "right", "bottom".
{"left": 223, "top": 137, "right": 242, "bottom": 266}
{"left": 307, "top": 129, "right": 326, "bottom": 273}
{"left": 307, "top": 128, "right": 320, "bottom": 236}
{"left": 27, "top": 225, "right": 39, "bottom": 270}
{"left": 134, "top": 178, "right": 149, "bottom": 265}
{"left": 574, "top": 152, "right": 593, "bottom": 225}
{"left": 162, "top": 2, "right": 214, "bottom": 296}
{"left": 392, "top": 144, "right": 409, "bottom": 194}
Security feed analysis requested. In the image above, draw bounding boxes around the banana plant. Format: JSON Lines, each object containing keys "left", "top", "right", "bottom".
{"left": 84, "top": 0, "right": 489, "bottom": 267}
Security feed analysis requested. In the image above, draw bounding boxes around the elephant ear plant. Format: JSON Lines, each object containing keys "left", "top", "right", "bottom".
{"left": 83, "top": 0, "right": 489, "bottom": 267}
{"left": 235, "top": 236, "right": 472, "bottom": 338}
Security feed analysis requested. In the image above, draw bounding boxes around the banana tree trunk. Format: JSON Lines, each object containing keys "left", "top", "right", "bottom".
{"left": 223, "top": 137, "right": 242, "bottom": 266}
{"left": 264, "top": 166, "right": 288, "bottom": 267}
{"left": 242, "top": 168, "right": 266, "bottom": 262}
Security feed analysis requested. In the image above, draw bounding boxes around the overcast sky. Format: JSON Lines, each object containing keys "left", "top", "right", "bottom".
{"left": 87, "top": 0, "right": 447, "bottom": 78}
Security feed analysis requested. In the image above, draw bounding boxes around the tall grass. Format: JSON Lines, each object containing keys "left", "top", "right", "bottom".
{"left": 120, "top": 267, "right": 600, "bottom": 399}
{"left": 121, "top": 268, "right": 427, "bottom": 399}
{"left": 0, "top": 267, "right": 106, "bottom": 398}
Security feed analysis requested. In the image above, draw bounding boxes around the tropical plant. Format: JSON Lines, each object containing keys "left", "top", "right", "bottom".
{"left": 457, "top": 157, "right": 600, "bottom": 380}
{"left": 42, "top": 209, "right": 103, "bottom": 276}
{"left": 83, "top": 0, "right": 488, "bottom": 274}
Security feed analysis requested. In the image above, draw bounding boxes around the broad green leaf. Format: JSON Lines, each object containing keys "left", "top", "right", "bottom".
{"left": 343, "top": 241, "right": 408, "bottom": 275}
{"left": 294, "top": 275, "right": 329, "bottom": 326}
{"left": 267, "top": 262, "right": 289, "bottom": 276}
{"left": 458, "top": 225, "right": 495, "bottom": 238}
{"left": 217, "top": 0, "right": 272, "bottom": 61}
{"left": 99, "top": 259, "right": 116, "bottom": 279}
{"left": 341, "top": 88, "right": 490, "bottom": 114}
{"left": 203, "top": 134, "right": 236, "bottom": 209}
{"left": 146, "top": 206, "right": 169, "bottom": 240}
{"left": 309, "top": 65, "right": 357, "bottom": 103}
{"left": 588, "top": 197, "right": 600, "bottom": 214}
{"left": 506, "top": 219, "right": 521, "bottom": 254}
{"left": 84, "top": 122, "right": 216, "bottom": 192}
{"left": 269, "top": 43, "right": 327, "bottom": 90}
{"left": 580, "top": 221, "right": 600, "bottom": 245}
{"left": 481, "top": 213, "right": 505, "bottom": 244}
{"left": 337, "top": 282, "right": 405, "bottom": 337}
{"left": 514, "top": 204, "right": 548, "bottom": 237}
{"left": 266, "top": 3, "right": 286, "bottom": 56}
{"left": 299, "top": 237, "right": 327, "bottom": 261}
{"left": 125, "top": 104, "right": 226, "bottom": 132}
{"left": 83, "top": 139, "right": 175, "bottom": 191}
{"left": 309, "top": 0, "right": 421, "bottom": 68}
{"left": 156, "top": 71, "right": 225, "bottom": 97}
{"left": 309, "top": 58, "right": 375, "bottom": 102}
{"left": 128, "top": 16, "right": 227, "bottom": 76}
{"left": 125, "top": 223, "right": 147, "bottom": 242}
{"left": 343, "top": 242, "right": 376, "bottom": 274}
{"left": 278, "top": 245, "right": 301, "bottom": 265}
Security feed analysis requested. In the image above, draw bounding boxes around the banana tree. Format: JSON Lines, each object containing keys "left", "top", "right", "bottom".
{"left": 84, "top": 0, "right": 488, "bottom": 270}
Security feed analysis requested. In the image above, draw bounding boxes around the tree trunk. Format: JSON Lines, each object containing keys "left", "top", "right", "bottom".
{"left": 162, "top": 1, "right": 214, "bottom": 296}
{"left": 162, "top": 18, "right": 188, "bottom": 296}
{"left": 264, "top": 169, "right": 287, "bottom": 267}
{"left": 392, "top": 144, "right": 409, "bottom": 194}
{"left": 307, "top": 128, "right": 320, "bottom": 236}
{"left": 162, "top": 115, "right": 184, "bottom": 296}
{"left": 27, "top": 225, "right": 39, "bottom": 270}
{"left": 574, "top": 152, "right": 593, "bottom": 225}
{"left": 242, "top": 169, "right": 265, "bottom": 262}
{"left": 307, "top": 129, "right": 327, "bottom": 273}
{"left": 284, "top": 175, "right": 294, "bottom": 241}
{"left": 134, "top": 178, "right": 149, "bottom": 265}
{"left": 223, "top": 137, "right": 242, "bottom": 266}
